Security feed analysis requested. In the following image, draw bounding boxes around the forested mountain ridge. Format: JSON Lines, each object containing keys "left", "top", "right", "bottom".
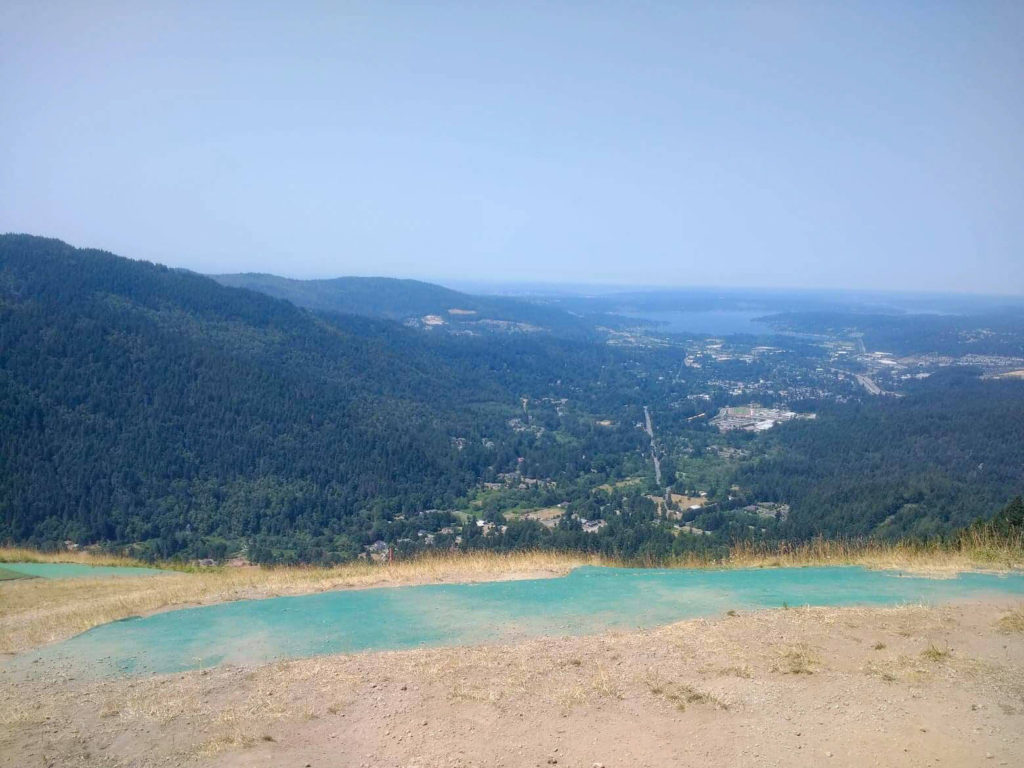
{"left": 213, "top": 272, "right": 596, "bottom": 337}
{"left": 0, "top": 235, "right": 664, "bottom": 562}
{"left": 0, "top": 235, "right": 525, "bottom": 558}
{"left": 3, "top": 235, "right": 1022, "bottom": 564}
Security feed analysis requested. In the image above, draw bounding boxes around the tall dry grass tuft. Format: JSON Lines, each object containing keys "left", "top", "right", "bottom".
{"left": 996, "top": 607, "right": 1024, "bottom": 634}
{"left": 725, "top": 529, "right": 1024, "bottom": 574}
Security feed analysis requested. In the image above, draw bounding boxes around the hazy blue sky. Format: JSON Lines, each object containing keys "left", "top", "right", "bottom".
{"left": 2, "top": 1, "right": 1022, "bottom": 293}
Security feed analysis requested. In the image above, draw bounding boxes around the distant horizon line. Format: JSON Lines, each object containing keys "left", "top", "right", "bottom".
{"left": 207, "top": 270, "right": 1024, "bottom": 303}
{"left": 5, "top": 231, "right": 1024, "bottom": 302}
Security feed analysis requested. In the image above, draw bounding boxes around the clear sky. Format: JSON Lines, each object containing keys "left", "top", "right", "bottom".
{"left": 2, "top": 1, "right": 1022, "bottom": 293}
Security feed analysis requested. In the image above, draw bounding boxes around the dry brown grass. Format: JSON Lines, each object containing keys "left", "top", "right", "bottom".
{"left": 646, "top": 672, "right": 726, "bottom": 710}
{"left": 7, "top": 531, "right": 1021, "bottom": 577}
{"left": 921, "top": 643, "right": 952, "bottom": 662}
{"left": 724, "top": 528, "right": 1024, "bottom": 574}
{"left": 773, "top": 645, "right": 820, "bottom": 675}
{"left": 996, "top": 607, "right": 1024, "bottom": 634}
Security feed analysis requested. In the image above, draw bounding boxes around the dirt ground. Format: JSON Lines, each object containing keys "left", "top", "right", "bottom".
{"left": 2, "top": 600, "right": 1023, "bottom": 768}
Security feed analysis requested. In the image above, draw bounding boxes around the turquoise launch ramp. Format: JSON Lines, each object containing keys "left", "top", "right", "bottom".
{"left": 0, "top": 562, "right": 167, "bottom": 579}
{"left": 14, "top": 565, "right": 1024, "bottom": 678}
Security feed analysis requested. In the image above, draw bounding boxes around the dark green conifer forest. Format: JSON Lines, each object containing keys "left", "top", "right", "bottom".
{"left": 2, "top": 235, "right": 1022, "bottom": 563}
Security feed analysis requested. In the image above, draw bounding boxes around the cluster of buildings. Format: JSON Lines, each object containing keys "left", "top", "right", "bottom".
{"left": 742, "top": 502, "right": 790, "bottom": 521}
{"left": 710, "top": 404, "right": 814, "bottom": 432}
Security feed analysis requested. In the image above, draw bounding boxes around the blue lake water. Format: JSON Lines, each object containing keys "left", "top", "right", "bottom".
{"left": 620, "top": 310, "right": 775, "bottom": 336}
{"left": 12, "top": 565, "right": 1024, "bottom": 679}
{"left": 0, "top": 562, "right": 167, "bottom": 579}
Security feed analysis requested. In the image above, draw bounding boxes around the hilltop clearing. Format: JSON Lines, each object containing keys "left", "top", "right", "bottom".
{"left": 2, "top": 601, "right": 1022, "bottom": 767}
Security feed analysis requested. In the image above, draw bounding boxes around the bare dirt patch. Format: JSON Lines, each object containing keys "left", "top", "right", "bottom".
{"left": 3, "top": 601, "right": 1022, "bottom": 767}
{"left": 520, "top": 507, "right": 565, "bottom": 528}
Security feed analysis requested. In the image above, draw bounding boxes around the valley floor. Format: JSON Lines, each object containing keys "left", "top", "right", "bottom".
{"left": 3, "top": 600, "right": 1023, "bottom": 767}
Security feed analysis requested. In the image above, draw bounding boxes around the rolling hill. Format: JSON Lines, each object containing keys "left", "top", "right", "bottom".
{"left": 212, "top": 273, "right": 596, "bottom": 337}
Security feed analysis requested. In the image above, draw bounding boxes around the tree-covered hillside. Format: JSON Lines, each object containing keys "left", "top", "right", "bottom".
{"left": 763, "top": 310, "right": 1024, "bottom": 356}
{"left": 0, "top": 236, "right": 520, "bottom": 558}
{"left": 737, "top": 369, "right": 1024, "bottom": 538}
{"left": 0, "top": 236, "right": 656, "bottom": 561}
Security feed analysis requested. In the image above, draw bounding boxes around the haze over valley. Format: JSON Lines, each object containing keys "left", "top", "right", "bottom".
{"left": 2, "top": 3, "right": 1023, "bottom": 767}
{"left": 3, "top": 234, "right": 1022, "bottom": 563}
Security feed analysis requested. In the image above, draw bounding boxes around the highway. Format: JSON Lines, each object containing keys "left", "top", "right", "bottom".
{"left": 643, "top": 405, "right": 663, "bottom": 486}
{"left": 853, "top": 372, "right": 882, "bottom": 395}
